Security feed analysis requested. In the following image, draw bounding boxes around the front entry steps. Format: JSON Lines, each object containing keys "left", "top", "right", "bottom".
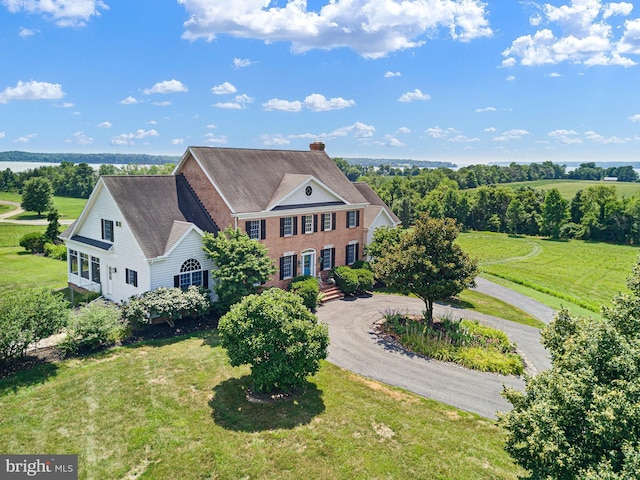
{"left": 319, "top": 282, "right": 344, "bottom": 303}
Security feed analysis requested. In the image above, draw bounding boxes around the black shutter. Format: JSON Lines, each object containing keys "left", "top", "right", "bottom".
{"left": 279, "top": 257, "right": 285, "bottom": 280}
{"left": 293, "top": 216, "right": 298, "bottom": 235}
{"left": 101, "top": 219, "right": 105, "bottom": 240}
{"left": 320, "top": 214, "right": 325, "bottom": 232}
{"left": 346, "top": 212, "right": 350, "bottom": 228}
{"left": 280, "top": 218, "right": 285, "bottom": 237}
{"left": 260, "top": 219, "right": 266, "bottom": 239}
{"left": 355, "top": 244, "right": 359, "bottom": 261}
{"left": 245, "top": 221, "right": 250, "bottom": 234}
{"left": 332, "top": 213, "right": 336, "bottom": 230}
{"left": 293, "top": 255, "right": 298, "bottom": 277}
{"left": 313, "top": 214, "right": 318, "bottom": 233}
{"left": 174, "top": 275, "right": 179, "bottom": 288}
{"left": 345, "top": 245, "right": 350, "bottom": 265}
{"left": 331, "top": 248, "right": 335, "bottom": 269}
{"left": 203, "top": 271, "right": 209, "bottom": 289}
{"left": 356, "top": 210, "right": 360, "bottom": 227}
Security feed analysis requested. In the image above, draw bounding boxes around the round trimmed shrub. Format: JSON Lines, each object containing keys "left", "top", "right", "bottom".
{"left": 332, "top": 266, "right": 359, "bottom": 296}
{"left": 354, "top": 268, "right": 374, "bottom": 293}
{"left": 288, "top": 275, "right": 320, "bottom": 310}
{"left": 219, "top": 288, "right": 329, "bottom": 393}
{"left": 351, "top": 259, "right": 371, "bottom": 271}
{"left": 19, "top": 232, "right": 45, "bottom": 253}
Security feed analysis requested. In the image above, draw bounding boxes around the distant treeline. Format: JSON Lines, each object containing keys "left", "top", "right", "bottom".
{"left": 0, "top": 150, "right": 180, "bottom": 165}
{"left": 344, "top": 157, "right": 456, "bottom": 169}
{"left": 337, "top": 163, "right": 640, "bottom": 244}
{"left": 0, "top": 161, "right": 175, "bottom": 198}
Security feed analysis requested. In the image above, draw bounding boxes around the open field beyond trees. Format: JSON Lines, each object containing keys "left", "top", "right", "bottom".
{"left": 465, "top": 179, "right": 640, "bottom": 200}
{"left": 0, "top": 332, "right": 522, "bottom": 480}
{"left": 457, "top": 231, "right": 639, "bottom": 315}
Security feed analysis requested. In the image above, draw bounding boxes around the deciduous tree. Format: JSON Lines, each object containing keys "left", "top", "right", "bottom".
{"left": 500, "top": 261, "right": 640, "bottom": 479}
{"left": 371, "top": 214, "right": 478, "bottom": 324}
{"left": 202, "top": 227, "right": 276, "bottom": 313}
{"left": 541, "top": 188, "right": 568, "bottom": 239}
{"left": 21, "top": 177, "right": 53, "bottom": 216}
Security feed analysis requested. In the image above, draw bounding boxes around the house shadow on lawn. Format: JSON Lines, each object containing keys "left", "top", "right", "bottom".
{"left": 209, "top": 375, "right": 325, "bottom": 432}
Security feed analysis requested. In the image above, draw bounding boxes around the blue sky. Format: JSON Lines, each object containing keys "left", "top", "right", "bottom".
{"left": 1, "top": 0, "right": 640, "bottom": 166}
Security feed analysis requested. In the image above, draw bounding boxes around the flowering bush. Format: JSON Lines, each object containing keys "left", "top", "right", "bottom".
{"left": 122, "top": 286, "right": 213, "bottom": 326}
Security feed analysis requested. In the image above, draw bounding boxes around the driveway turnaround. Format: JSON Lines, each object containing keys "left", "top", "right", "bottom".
{"left": 315, "top": 292, "right": 552, "bottom": 419}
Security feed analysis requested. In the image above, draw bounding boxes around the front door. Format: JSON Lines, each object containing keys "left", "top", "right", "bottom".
{"left": 302, "top": 250, "right": 316, "bottom": 277}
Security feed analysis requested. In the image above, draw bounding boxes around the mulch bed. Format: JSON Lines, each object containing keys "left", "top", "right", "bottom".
{"left": 0, "top": 314, "right": 220, "bottom": 380}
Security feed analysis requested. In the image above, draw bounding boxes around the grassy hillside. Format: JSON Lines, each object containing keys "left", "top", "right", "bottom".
{"left": 0, "top": 192, "right": 87, "bottom": 220}
{"left": 0, "top": 333, "right": 523, "bottom": 480}
{"left": 464, "top": 180, "right": 640, "bottom": 199}
{"left": 457, "top": 231, "right": 639, "bottom": 315}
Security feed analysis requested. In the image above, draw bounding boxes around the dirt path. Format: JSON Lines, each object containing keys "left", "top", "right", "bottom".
{"left": 0, "top": 200, "right": 74, "bottom": 226}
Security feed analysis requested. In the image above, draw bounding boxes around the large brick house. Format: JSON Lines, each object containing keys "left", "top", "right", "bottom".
{"left": 61, "top": 143, "right": 399, "bottom": 302}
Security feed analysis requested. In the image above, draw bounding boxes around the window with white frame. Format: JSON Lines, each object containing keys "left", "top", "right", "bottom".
{"left": 179, "top": 258, "right": 203, "bottom": 289}
{"left": 91, "top": 256, "right": 101, "bottom": 284}
{"left": 69, "top": 249, "right": 78, "bottom": 275}
{"left": 303, "top": 215, "right": 313, "bottom": 234}
{"left": 346, "top": 243, "right": 358, "bottom": 265}
{"left": 347, "top": 210, "right": 358, "bottom": 228}
{"left": 102, "top": 219, "right": 114, "bottom": 242}
{"left": 281, "top": 255, "right": 293, "bottom": 280}
{"left": 283, "top": 217, "right": 293, "bottom": 236}
{"left": 80, "top": 253, "right": 90, "bottom": 279}
{"left": 321, "top": 247, "right": 334, "bottom": 271}
{"left": 323, "top": 213, "right": 332, "bottom": 231}
{"left": 248, "top": 220, "right": 261, "bottom": 240}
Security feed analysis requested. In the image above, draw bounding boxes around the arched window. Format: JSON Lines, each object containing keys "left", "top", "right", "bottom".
{"left": 175, "top": 258, "right": 208, "bottom": 289}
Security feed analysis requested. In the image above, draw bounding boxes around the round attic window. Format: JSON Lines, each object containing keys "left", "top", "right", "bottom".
{"left": 305, "top": 186, "right": 313, "bottom": 196}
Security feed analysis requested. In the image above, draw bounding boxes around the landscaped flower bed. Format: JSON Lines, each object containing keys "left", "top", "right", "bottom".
{"left": 379, "top": 309, "right": 524, "bottom": 375}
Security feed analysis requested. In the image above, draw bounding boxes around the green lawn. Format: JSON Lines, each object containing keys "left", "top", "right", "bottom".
{"left": 0, "top": 191, "right": 22, "bottom": 203}
{"left": 457, "top": 231, "right": 639, "bottom": 315}
{"left": 465, "top": 179, "right": 640, "bottom": 199}
{"left": 0, "top": 332, "right": 522, "bottom": 480}
{"left": 9, "top": 196, "right": 86, "bottom": 220}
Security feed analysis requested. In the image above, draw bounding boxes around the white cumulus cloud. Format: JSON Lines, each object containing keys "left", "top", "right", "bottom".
{"left": 211, "top": 82, "right": 236, "bottom": 95}
{"left": 143, "top": 79, "right": 188, "bottom": 95}
{"left": 66, "top": 131, "right": 94, "bottom": 145}
{"left": 262, "top": 98, "right": 303, "bottom": 112}
{"left": 19, "top": 27, "right": 37, "bottom": 37}
{"left": 98, "top": 121, "right": 112, "bottom": 128}
{"left": 111, "top": 129, "right": 159, "bottom": 146}
{"left": 425, "top": 126, "right": 459, "bottom": 139}
{"left": 493, "top": 129, "right": 530, "bottom": 141}
{"left": 14, "top": 133, "right": 37, "bottom": 143}
{"left": 178, "top": 0, "right": 492, "bottom": 59}
{"left": 475, "top": 106, "right": 496, "bottom": 112}
{"left": 120, "top": 96, "right": 139, "bottom": 105}
{"left": 233, "top": 58, "right": 253, "bottom": 68}
{"left": 0, "top": 80, "right": 64, "bottom": 103}
{"left": 629, "top": 113, "right": 640, "bottom": 122}
{"left": 304, "top": 94, "right": 354, "bottom": 111}
{"left": 584, "top": 130, "right": 626, "bottom": 144}
{"left": 3, "top": 0, "right": 109, "bottom": 27}
{"left": 213, "top": 94, "right": 254, "bottom": 109}
{"left": 204, "top": 133, "right": 228, "bottom": 144}
{"left": 502, "top": 0, "right": 639, "bottom": 67}
{"left": 171, "top": 138, "right": 184, "bottom": 145}
{"left": 261, "top": 134, "right": 291, "bottom": 146}
{"left": 548, "top": 129, "right": 583, "bottom": 144}
{"left": 398, "top": 88, "right": 430, "bottom": 102}
{"left": 384, "top": 71, "right": 401, "bottom": 78}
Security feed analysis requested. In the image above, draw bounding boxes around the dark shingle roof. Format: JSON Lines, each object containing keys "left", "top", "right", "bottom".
{"left": 187, "top": 147, "right": 368, "bottom": 213}
{"left": 102, "top": 175, "right": 218, "bottom": 259}
{"left": 353, "top": 182, "right": 401, "bottom": 227}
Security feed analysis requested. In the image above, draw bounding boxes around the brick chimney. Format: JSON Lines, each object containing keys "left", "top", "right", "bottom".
{"left": 310, "top": 141, "right": 325, "bottom": 151}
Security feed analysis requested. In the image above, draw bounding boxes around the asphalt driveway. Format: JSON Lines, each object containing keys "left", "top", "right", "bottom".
{"left": 315, "top": 289, "right": 553, "bottom": 419}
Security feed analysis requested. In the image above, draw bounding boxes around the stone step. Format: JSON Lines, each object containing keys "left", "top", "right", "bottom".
{"left": 320, "top": 285, "right": 344, "bottom": 303}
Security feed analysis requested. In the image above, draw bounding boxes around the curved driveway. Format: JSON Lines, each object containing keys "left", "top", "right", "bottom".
{"left": 316, "top": 287, "right": 553, "bottom": 419}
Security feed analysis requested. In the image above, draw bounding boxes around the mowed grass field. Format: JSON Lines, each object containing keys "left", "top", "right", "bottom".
{"left": 465, "top": 179, "right": 640, "bottom": 199}
{"left": 0, "top": 333, "right": 523, "bottom": 480}
{"left": 457, "top": 231, "right": 639, "bottom": 315}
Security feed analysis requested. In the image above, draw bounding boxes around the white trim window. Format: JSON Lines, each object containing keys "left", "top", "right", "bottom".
{"left": 283, "top": 216, "right": 293, "bottom": 236}
{"left": 91, "top": 256, "right": 101, "bottom": 284}
{"left": 126, "top": 268, "right": 138, "bottom": 287}
{"left": 323, "top": 213, "right": 332, "bottom": 231}
{"left": 80, "top": 253, "right": 90, "bottom": 279}
{"left": 347, "top": 210, "right": 358, "bottom": 228}
{"left": 346, "top": 243, "right": 358, "bottom": 266}
{"left": 281, "top": 255, "right": 294, "bottom": 280}
{"left": 179, "top": 258, "right": 203, "bottom": 289}
{"left": 69, "top": 249, "right": 78, "bottom": 275}
{"left": 303, "top": 215, "right": 313, "bottom": 234}
{"left": 248, "top": 220, "right": 260, "bottom": 240}
{"left": 102, "top": 219, "right": 114, "bottom": 242}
